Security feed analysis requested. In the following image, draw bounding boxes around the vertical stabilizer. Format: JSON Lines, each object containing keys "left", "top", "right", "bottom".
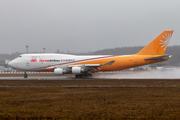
{"left": 136, "top": 30, "right": 174, "bottom": 55}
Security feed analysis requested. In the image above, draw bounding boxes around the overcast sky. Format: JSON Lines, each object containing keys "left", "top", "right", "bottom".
{"left": 0, "top": 0, "right": 180, "bottom": 54}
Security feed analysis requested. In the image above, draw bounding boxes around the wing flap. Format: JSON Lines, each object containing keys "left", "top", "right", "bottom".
{"left": 85, "top": 64, "right": 101, "bottom": 67}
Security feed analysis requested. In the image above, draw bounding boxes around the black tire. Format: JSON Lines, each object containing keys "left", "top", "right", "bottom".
{"left": 24, "top": 74, "right": 27, "bottom": 78}
{"left": 75, "top": 75, "right": 79, "bottom": 78}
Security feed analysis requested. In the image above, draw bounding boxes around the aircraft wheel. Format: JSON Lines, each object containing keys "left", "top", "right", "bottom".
{"left": 75, "top": 74, "right": 79, "bottom": 78}
{"left": 75, "top": 74, "right": 83, "bottom": 78}
{"left": 24, "top": 72, "right": 28, "bottom": 78}
{"left": 75, "top": 74, "right": 92, "bottom": 78}
{"left": 24, "top": 74, "right": 27, "bottom": 78}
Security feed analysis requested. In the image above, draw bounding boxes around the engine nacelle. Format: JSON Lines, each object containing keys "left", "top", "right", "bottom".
{"left": 54, "top": 68, "right": 66, "bottom": 75}
{"left": 72, "top": 67, "right": 86, "bottom": 74}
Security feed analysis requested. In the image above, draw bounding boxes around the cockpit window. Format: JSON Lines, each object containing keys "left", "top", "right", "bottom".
{"left": 19, "top": 56, "right": 22, "bottom": 57}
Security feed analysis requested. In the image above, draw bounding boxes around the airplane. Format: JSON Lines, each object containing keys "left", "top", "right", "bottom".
{"left": 8, "top": 30, "right": 174, "bottom": 78}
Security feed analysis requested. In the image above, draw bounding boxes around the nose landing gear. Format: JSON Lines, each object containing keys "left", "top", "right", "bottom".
{"left": 24, "top": 72, "right": 28, "bottom": 78}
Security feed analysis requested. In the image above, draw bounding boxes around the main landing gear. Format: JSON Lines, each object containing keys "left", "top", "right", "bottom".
{"left": 24, "top": 71, "right": 28, "bottom": 78}
{"left": 75, "top": 73, "right": 93, "bottom": 78}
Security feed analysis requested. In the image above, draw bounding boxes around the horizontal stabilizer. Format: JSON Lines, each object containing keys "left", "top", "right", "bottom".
{"left": 144, "top": 55, "right": 170, "bottom": 61}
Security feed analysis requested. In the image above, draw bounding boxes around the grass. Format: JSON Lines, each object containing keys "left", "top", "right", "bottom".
{"left": 1, "top": 79, "right": 180, "bottom": 86}
{"left": 1, "top": 85, "right": 180, "bottom": 119}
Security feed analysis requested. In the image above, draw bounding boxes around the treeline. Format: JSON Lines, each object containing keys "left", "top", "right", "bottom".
{"left": 1, "top": 45, "right": 180, "bottom": 66}
{"left": 0, "top": 52, "right": 22, "bottom": 60}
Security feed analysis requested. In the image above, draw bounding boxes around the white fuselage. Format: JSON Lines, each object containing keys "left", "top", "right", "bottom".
{"left": 8, "top": 53, "right": 116, "bottom": 71}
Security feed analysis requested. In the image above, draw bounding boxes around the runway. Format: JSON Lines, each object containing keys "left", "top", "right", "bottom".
{"left": 1, "top": 68, "right": 180, "bottom": 80}
{"left": 0, "top": 76, "right": 74, "bottom": 80}
{"left": 2, "top": 67, "right": 180, "bottom": 79}
{"left": 0, "top": 73, "right": 77, "bottom": 80}
{"left": 0, "top": 76, "right": 180, "bottom": 80}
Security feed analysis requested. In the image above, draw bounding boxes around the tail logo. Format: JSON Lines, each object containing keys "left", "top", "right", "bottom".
{"left": 160, "top": 32, "right": 172, "bottom": 51}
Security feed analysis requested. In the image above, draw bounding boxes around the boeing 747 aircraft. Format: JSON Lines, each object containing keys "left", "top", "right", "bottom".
{"left": 8, "top": 30, "right": 174, "bottom": 78}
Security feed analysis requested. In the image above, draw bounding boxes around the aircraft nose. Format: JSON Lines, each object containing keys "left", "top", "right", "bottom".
{"left": 8, "top": 60, "right": 18, "bottom": 68}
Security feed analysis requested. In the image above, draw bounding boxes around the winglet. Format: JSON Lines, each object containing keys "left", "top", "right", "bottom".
{"left": 136, "top": 30, "right": 174, "bottom": 55}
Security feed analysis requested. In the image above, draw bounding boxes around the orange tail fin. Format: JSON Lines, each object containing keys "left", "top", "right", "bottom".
{"left": 136, "top": 30, "right": 174, "bottom": 55}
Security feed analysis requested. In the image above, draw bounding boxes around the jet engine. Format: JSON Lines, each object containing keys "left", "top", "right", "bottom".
{"left": 72, "top": 67, "right": 87, "bottom": 74}
{"left": 54, "top": 68, "right": 66, "bottom": 75}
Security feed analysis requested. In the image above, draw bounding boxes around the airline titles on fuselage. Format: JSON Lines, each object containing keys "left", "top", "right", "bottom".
{"left": 30, "top": 58, "right": 75, "bottom": 63}
{"left": 39, "top": 59, "right": 75, "bottom": 62}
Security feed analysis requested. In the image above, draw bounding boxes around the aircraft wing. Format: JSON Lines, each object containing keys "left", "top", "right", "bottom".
{"left": 52, "top": 60, "right": 116, "bottom": 74}
{"left": 68, "top": 60, "right": 115, "bottom": 71}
